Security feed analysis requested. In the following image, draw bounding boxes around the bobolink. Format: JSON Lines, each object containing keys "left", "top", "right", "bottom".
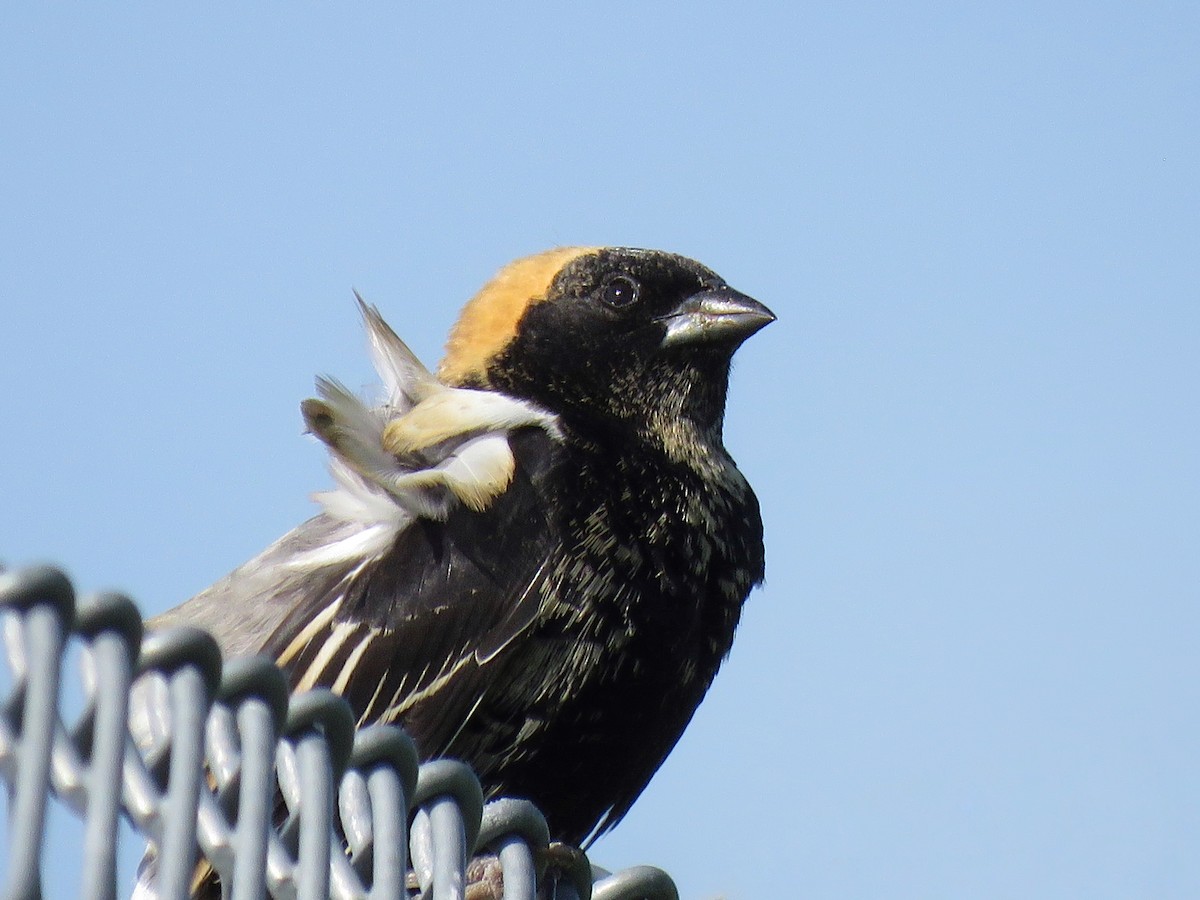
{"left": 154, "top": 246, "right": 773, "bottom": 844}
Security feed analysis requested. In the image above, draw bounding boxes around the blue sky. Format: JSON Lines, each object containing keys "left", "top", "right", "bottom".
{"left": 2, "top": 4, "right": 1197, "bottom": 897}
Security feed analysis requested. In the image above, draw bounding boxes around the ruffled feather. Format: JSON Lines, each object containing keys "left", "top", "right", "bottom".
{"left": 300, "top": 298, "right": 561, "bottom": 543}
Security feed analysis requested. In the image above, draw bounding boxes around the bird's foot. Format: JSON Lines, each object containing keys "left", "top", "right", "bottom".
{"left": 535, "top": 842, "right": 590, "bottom": 899}
{"left": 460, "top": 842, "right": 589, "bottom": 900}
{"left": 464, "top": 853, "right": 506, "bottom": 900}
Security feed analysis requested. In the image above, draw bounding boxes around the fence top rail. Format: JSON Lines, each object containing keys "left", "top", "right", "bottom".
{"left": 0, "top": 564, "right": 679, "bottom": 900}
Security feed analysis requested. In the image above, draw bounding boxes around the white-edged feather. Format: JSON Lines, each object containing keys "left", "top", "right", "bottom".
{"left": 283, "top": 520, "right": 400, "bottom": 570}
{"left": 275, "top": 597, "right": 344, "bottom": 665}
{"left": 295, "top": 620, "right": 361, "bottom": 692}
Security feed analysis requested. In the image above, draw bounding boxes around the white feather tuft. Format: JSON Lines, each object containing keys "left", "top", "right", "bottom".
{"left": 303, "top": 301, "right": 561, "bottom": 534}
{"left": 313, "top": 458, "right": 407, "bottom": 526}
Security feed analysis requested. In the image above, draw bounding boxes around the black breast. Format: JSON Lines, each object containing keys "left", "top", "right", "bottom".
{"left": 442, "top": 434, "right": 765, "bottom": 843}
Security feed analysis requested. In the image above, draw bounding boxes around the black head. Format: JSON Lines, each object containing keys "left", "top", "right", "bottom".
{"left": 439, "top": 247, "right": 773, "bottom": 442}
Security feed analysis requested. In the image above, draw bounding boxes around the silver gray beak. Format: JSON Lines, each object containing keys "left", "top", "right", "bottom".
{"left": 658, "top": 286, "right": 776, "bottom": 348}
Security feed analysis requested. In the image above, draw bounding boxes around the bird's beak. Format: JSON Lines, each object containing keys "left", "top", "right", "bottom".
{"left": 658, "top": 286, "right": 776, "bottom": 348}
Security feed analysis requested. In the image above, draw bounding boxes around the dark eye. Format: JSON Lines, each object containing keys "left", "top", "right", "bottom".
{"left": 601, "top": 275, "right": 640, "bottom": 309}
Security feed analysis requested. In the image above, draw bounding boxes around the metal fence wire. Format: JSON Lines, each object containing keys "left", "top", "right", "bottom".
{"left": 0, "top": 565, "right": 680, "bottom": 900}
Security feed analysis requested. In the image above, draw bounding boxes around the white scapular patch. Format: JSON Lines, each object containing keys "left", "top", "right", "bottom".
{"left": 300, "top": 298, "right": 561, "bottom": 541}
{"left": 382, "top": 388, "right": 561, "bottom": 455}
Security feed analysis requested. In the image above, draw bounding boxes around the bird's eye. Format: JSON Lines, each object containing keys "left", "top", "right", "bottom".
{"left": 601, "top": 275, "right": 640, "bottom": 309}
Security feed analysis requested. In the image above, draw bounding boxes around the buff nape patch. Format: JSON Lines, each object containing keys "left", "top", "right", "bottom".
{"left": 438, "top": 246, "right": 597, "bottom": 386}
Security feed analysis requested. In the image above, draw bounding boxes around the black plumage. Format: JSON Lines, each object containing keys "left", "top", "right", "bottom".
{"left": 154, "top": 246, "right": 773, "bottom": 845}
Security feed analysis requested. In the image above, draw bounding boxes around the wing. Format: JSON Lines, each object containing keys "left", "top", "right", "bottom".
{"left": 154, "top": 300, "right": 564, "bottom": 757}
{"left": 263, "top": 425, "right": 559, "bottom": 754}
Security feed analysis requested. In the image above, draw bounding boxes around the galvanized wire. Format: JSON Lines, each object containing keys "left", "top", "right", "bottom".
{"left": 0, "top": 565, "right": 678, "bottom": 900}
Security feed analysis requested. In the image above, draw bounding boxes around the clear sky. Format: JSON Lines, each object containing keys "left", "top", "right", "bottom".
{"left": 2, "top": 4, "right": 1197, "bottom": 898}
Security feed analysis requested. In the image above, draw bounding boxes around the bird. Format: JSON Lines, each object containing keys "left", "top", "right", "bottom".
{"left": 151, "top": 245, "right": 774, "bottom": 846}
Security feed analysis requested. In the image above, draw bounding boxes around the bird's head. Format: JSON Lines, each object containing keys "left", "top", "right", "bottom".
{"left": 438, "top": 247, "right": 774, "bottom": 452}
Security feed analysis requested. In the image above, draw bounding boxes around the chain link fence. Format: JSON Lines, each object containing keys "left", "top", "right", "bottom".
{"left": 1, "top": 565, "right": 679, "bottom": 900}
